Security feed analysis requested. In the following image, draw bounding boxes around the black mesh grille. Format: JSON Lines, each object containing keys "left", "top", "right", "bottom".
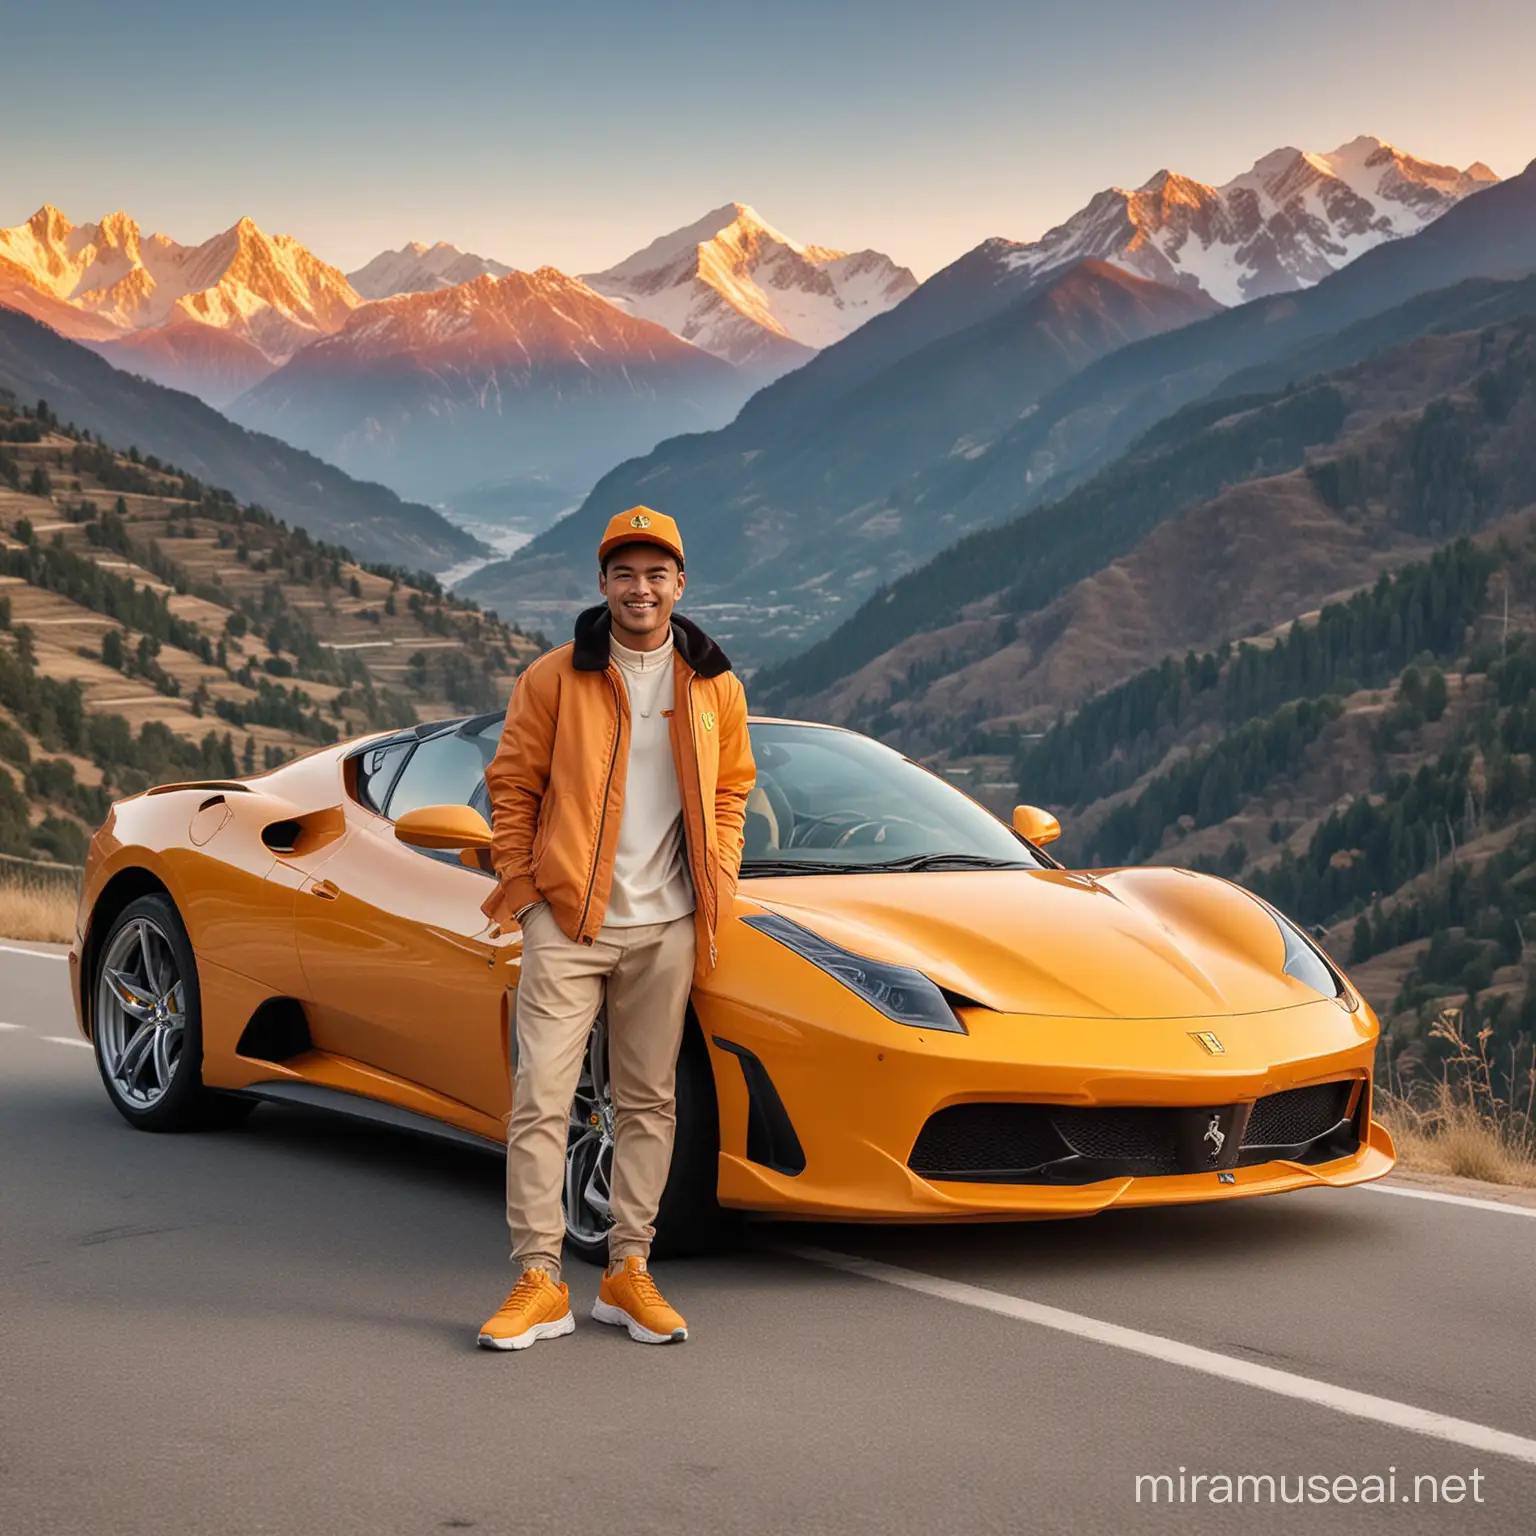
{"left": 908, "top": 1080, "right": 1361, "bottom": 1184}
{"left": 1048, "top": 1107, "right": 1178, "bottom": 1163}
{"left": 907, "top": 1103, "right": 1063, "bottom": 1177}
{"left": 1243, "top": 1082, "right": 1353, "bottom": 1148}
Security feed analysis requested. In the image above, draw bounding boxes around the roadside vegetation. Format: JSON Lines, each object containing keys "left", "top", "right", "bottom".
{"left": 0, "top": 855, "right": 78, "bottom": 944}
{"left": 1376, "top": 1008, "right": 1536, "bottom": 1187}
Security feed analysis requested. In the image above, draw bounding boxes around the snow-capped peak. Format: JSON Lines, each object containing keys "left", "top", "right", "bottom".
{"left": 1004, "top": 136, "right": 1500, "bottom": 306}
{"left": 581, "top": 204, "right": 916, "bottom": 374}
{"left": 347, "top": 240, "right": 515, "bottom": 300}
{"left": 0, "top": 205, "right": 361, "bottom": 363}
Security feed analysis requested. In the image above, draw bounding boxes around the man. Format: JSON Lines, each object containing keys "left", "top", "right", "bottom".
{"left": 476, "top": 506, "right": 754, "bottom": 1350}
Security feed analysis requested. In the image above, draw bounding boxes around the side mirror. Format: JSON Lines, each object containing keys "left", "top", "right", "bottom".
{"left": 394, "top": 804, "right": 492, "bottom": 850}
{"left": 1012, "top": 804, "right": 1062, "bottom": 846}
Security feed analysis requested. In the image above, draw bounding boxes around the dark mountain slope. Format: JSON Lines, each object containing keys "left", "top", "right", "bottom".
{"left": 759, "top": 261, "right": 1536, "bottom": 709}
{"left": 461, "top": 263, "right": 1214, "bottom": 650}
{"left": 0, "top": 307, "right": 482, "bottom": 570}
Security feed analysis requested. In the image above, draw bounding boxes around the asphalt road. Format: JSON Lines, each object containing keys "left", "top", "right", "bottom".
{"left": 4, "top": 942, "right": 1535, "bottom": 1536}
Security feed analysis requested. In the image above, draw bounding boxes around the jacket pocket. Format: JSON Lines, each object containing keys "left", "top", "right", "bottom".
{"left": 530, "top": 791, "right": 555, "bottom": 872}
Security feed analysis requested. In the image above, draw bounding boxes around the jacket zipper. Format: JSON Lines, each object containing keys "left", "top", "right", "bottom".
{"left": 577, "top": 669, "right": 623, "bottom": 943}
{"left": 684, "top": 674, "right": 719, "bottom": 966}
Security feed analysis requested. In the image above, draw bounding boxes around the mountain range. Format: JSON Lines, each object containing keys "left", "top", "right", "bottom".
{"left": 460, "top": 146, "right": 1525, "bottom": 658}
{"left": 0, "top": 202, "right": 918, "bottom": 514}
{"left": 0, "top": 134, "right": 1511, "bottom": 585}
{"left": 1003, "top": 137, "right": 1495, "bottom": 306}
{"left": 0, "top": 206, "right": 360, "bottom": 406}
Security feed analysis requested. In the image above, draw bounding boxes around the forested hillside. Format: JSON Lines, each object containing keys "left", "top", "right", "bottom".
{"left": 0, "top": 396, "right": 542, "bottom": 865}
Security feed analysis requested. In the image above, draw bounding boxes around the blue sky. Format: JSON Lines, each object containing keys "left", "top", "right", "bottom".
{"left": 1, "top": 0, "right": 1531, "bottom": 278}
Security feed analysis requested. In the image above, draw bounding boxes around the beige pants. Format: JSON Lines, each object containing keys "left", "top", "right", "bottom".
{"left": 505, "top": 902, "right": 696, "bottom": 1280}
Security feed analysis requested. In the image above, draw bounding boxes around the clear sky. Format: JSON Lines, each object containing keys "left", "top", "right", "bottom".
{"left": 1, "top": 0, "right": 1531, "bottom": 280}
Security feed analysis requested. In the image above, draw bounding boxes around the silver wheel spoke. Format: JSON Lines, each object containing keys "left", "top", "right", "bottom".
{"left": 136, "top": 921, "right": 161, "bottom": 996}
{"left": 164, "top": 980, "right": 186, "bottom": 1019}
{"left": 104, "top": 967, "right": 155, "bottom": 1020}
{"left": 116, "top": 1021, "right": 156, "bottom": 1083}
{"left": 151, "top": 1024, "right": 177, "bottom": 1091}
{"left": 583, "top": 1148, "right": 614, "bottom": 1221}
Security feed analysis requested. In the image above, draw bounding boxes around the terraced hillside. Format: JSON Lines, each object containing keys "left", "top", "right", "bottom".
{"left": 0, "top": 397, "right": 544, "bottom": 865}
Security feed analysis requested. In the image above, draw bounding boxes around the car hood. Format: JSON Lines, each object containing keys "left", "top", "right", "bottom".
{"left": 743, "top": 864, "right": 1326, "bottom": 1019}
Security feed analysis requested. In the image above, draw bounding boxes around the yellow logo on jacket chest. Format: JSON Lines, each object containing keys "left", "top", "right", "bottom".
{"left": 700, "top": 710, "right": 716, "bottom": 731}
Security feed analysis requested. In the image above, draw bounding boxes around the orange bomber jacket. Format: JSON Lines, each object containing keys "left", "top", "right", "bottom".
{"left": 480, "top": 604, "right": 756, "bottom": 982}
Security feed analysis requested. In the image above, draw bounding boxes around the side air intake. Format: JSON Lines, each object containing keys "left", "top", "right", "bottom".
{"left": 235, "top": 998, "right": 313, "bottom": 1063}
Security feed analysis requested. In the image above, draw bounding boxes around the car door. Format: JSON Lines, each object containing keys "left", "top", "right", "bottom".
{"left": 292, "top": 716, "right": 520, "bottom": 1120}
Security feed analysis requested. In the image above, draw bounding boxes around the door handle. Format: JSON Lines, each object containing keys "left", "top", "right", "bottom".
{"left": 309, "top": 878, "right": 340, "bottom": 901}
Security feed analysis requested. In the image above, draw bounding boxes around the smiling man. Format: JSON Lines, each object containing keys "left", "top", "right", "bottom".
{"left": 476, "top": 506, "right": 755, "bottom": 1350}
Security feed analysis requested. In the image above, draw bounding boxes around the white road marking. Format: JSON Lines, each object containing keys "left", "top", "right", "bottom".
{"left": 1367, "top": 1182, "right": 1536, "bottom": 1221}
{"left": 790, "top": 1246, "right": 1536, "bottom": 1468}
{"left": 41, "top": 1035, "right": 91, "bottom": 1050}
{"left": 0, "top": 1021, "right": 23, "bottom": 1030}
{"left": 0, "top": 943, "right": 68, "bottom": 962}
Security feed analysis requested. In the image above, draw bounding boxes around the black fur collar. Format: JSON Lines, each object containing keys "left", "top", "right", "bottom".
{"left": 571, "top": 604, "right": 732, "bottom": 678}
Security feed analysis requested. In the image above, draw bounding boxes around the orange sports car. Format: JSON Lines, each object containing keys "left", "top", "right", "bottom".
{"left": 68, "top": 711, "right": 1394, "bottom": 1261}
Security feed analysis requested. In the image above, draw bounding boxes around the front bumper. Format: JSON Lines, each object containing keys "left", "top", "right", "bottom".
{"left": 699, "top": 987, "right": 1392, "bottom": 1221}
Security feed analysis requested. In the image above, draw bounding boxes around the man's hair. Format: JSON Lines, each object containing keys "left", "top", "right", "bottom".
{"left": 600, "top": 542, "right": 683, "bottom": 576}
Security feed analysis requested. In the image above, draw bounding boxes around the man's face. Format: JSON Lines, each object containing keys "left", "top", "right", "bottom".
{"left": 599, "top": 542, "right": 686, "bottom": 645}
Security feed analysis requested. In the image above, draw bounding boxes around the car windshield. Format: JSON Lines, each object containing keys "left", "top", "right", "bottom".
{"left": 741, "top": 722, "right": 1044, "bottom": 872}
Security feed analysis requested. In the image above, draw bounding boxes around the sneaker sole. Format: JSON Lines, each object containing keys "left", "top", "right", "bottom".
{"left": 477, "top": 1310, "right": 575, "bottom": 1351}
{"left": 591, "top": 1297, "right": 687, "bottom": 1344}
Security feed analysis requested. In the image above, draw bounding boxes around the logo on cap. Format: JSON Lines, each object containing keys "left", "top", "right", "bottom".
{"left": 630, "top": 513, "right": 651, "bottom": 529}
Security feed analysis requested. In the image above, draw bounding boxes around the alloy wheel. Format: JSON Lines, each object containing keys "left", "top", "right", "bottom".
{"left": 96, "top": 915, "right": 186, "bottom": 1110}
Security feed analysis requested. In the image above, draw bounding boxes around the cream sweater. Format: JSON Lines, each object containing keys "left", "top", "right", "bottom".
{"left": 605, "top": 629, "right": 695, "bottom": 927}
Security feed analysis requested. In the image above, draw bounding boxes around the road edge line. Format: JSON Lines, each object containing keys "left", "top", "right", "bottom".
{"left": 1366, "top": 1183, "right": 1536, "bottom": 1221}
{"left": 786, "top": 1245, "right": 1536, "bottom": 1468}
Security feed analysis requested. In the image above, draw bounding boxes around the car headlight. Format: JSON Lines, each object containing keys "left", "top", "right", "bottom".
{"left": 742, "top": 912, "right": 967, "bottom": 1033}
{"left": 1267, "top": 907, "right": 1345, "bottom": 999}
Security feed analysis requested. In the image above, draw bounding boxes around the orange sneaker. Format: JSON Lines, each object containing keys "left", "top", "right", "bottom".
{"left": 592, "top": 1256, "right": 688, "bottom": 1344}
{"left": 477, "top": 1268, "right": 575, "bottom": 1351}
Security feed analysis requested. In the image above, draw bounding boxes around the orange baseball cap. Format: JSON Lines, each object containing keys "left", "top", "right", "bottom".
{"left": 598, "top": 506, "right": 685, "bottom": 568}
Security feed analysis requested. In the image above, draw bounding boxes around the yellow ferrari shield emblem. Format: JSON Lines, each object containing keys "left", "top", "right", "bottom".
{"left": 701, "top": 710, "right": 716, "bottom": 731}
{"left": 1188, "top": 1031, "right": 1225, "bottom": 1055}
{"left": 630, "top": 513, "right": 651, "bottom": 528}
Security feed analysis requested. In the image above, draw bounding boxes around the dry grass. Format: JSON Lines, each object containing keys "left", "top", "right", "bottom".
{"left": 1378, "top": 1008, "right": 1536, "bottom": 1187}
{"left": 0, "top": 875, "right": 78, "bottom": 944}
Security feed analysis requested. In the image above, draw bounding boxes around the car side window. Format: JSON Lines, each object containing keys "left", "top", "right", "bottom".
{"left": 385, "top": 722, "right": 500, "bottom": 821}
{"left": 355, "top": 739, "right": 414, "bottom": 815}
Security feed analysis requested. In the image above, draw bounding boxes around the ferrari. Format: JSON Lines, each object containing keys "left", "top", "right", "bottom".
{"left": 68, "top": 709, "right": 1395, "bottom": 1261}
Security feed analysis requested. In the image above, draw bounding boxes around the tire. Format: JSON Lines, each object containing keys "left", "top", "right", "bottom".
{"left": 90, "top": 892, "right": 255, "bottom": 1133}
{"left": 562, "top": 1014, "right": 738, "bottom": 1267}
